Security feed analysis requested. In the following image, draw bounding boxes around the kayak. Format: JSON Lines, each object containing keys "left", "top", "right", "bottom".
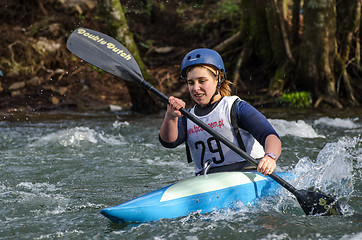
{"left": 100, "top": 171, "right": 292, "bottom": 223}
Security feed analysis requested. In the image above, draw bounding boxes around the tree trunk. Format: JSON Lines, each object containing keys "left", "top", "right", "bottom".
{"left": 297, "top": 0, "right": 342, "bottom": 108}
{"left": 335, "top": 0, "right": 361, "bottom": 106}
{"left": 238, "top": 0, "right": 293, "bottom": 96}
{"left": 291, "top": 0, "right": 301, "bottom": 45}
{"left": 237, "top": 0, "right": 274, "bottom": 93}
{"left": 240, "top": 0, "right": 271, "bottom": 61}
{"left": 266, "top": 0, "right": 294, "bottom": 96}
{"left": 99, "top": 0, "right": 160, "bottom": 113}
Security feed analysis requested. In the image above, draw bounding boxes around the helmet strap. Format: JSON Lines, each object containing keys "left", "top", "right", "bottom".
{"left": 207, "top": 73, "right": 223, "bottom": 106}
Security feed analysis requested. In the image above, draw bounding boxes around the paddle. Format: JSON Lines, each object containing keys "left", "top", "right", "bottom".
{"left": 66, "top": 27, "right": 342, "bottom": 216}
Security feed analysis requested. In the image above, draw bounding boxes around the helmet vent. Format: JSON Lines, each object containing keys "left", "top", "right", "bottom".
{"left": 187, "top": 56, "right": 191, "bottom": 60}
{"left": 196, "top": 54, "right": 201, "bottom": 58}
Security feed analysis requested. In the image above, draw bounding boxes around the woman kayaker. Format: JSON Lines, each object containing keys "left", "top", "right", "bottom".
{"left": 159, "top": 48, "right": 281, "bottom": 176}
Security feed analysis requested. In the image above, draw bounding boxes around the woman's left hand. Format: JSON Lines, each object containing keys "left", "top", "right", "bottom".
{"left": 257, "top": 156, "right": 276, "bottom": 176}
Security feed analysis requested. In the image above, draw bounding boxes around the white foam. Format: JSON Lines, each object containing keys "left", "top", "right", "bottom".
{"left": 260, "top": 233, "right": 291, "bottom": 240}
{"left": 269, "top": 119, "right": 325, "bottom": 138}
{"left": 30, "top": 126, "right": 126, "bottom": 147}
{"left": 340, "top": 231, "right": 362, "bottom": 240}
{"left": 43, "top": 205, "right": 67, "bottom": 215}
{"left": 314, "top": 117, "right": 360, "bottom": 129}
{"left": 17, "top": 182, "right": 58, "bottom": 192}
{"left": 15, "top": 182, "right": 70, "bottom": 206}
{"left": 35, "top": 230, "right": 85, "bottom": 240}
{"left": 112, "top": 120, "right": 130, "bottom": 129}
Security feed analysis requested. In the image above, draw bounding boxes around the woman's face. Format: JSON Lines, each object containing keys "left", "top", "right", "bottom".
{"left": 186, "top": 66, "right": 221, "bottom": 107}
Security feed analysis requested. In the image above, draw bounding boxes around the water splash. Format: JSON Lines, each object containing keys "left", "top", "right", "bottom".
{"left": 269, "top": 119, "right": 325, "bottom": 138}
{"left": 290, "top": 136, "right": 360, "bottom": 214}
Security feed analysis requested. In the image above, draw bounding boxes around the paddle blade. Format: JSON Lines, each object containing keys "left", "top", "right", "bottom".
{"left": 296, "top": 190, "right": 342, "bottom": 216}
{"left": 67, "top": 28, "right": 144, "bottom": 84}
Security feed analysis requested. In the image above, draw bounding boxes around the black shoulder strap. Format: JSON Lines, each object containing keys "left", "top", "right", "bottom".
{"left": 230, "top": 98, "right": 246, "bottom": 152}
{"left": 186, "top": 142, "right": 193, "bottom": 163}
{"left": 184, "top": 109, "right": 193, "bottom": 163}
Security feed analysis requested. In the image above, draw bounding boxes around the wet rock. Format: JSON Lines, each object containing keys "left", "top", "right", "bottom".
{"left": 56, "top": 87, "right": 68, "bottom": 95}
{"left": 48, "top": 23, "right": 61, "bottom": 38}
{"left": 9, "top": 81, "right": 26, "bottom": 90}
{"left": 42, "top": 85, "right": 54, "bottom": 91}
{"left": 33, "top": 37, "right": 61, "bottom": 54}
{"left": 51, "top": 96, "right": 59, "bottom": 105}
{"left": 11, "top": 90, "right": 22, "bottom": 97}
{"left": 58, "top": 0, "right": 96, "bottom": 14}
{"left": 154, "top": 46, "right": 174, "bottom": 54}
{"left": 109, "top": 104, "right": 122, "bottom": 111}
{"left": 26, "top": 77, "right": 42, "bottom": 87}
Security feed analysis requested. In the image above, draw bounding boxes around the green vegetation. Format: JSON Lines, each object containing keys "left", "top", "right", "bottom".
{"left": 277, "top": 91, "right": 312, "bottom": 108}
{"left": 180, "top": 0, "right": 240, "bottom": 37}
{"left": 213, "top": 0, "right": 240, "bottom": 18}
{"left": 90, "top": 64, "right": 103, "bottom": 73}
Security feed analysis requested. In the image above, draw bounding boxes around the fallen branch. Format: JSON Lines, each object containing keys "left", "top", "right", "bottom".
{"left": 213, "top": 31, "right": 243, "bottom": 53}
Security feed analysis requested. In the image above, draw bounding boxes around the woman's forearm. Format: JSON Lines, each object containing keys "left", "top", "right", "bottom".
{"left": 264, "top": 134, "right": 282, "bottom": 159}
{"left": 160, "top": 111, "right": 179, "bottom": 143}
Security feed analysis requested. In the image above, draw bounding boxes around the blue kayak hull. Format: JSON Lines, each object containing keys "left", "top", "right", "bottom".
{"left": 100, "top": 171, "right": 292, "bottom": 223}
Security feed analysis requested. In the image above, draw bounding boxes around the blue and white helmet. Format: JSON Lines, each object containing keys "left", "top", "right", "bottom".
{"left": 180, "top": 48, "right": 226, "bottom": 81}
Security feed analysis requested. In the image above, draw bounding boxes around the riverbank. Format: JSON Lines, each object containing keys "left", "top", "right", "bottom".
{"left": 1, "top": 106, "right": 361, "bottom": 123}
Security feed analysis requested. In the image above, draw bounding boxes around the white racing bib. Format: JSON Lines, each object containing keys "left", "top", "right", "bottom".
{"left": 186, "top": 96, "right": 264, "bottom": 173}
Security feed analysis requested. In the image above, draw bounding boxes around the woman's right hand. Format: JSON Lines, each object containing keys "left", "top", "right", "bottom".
{"left": 160, "top": 96, "right": 185, "bottom": 143}
{"left": 167, "top": 96, "right": 186, "bottom": 118}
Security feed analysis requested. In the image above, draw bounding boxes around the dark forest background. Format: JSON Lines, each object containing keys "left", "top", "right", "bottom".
{"left": 0, "top": 0, "right": 361, "bottom": 113}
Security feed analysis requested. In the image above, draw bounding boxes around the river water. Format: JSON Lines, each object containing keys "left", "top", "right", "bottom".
{"left": 0, "top": 109, "right": 361, "bottom": 240}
